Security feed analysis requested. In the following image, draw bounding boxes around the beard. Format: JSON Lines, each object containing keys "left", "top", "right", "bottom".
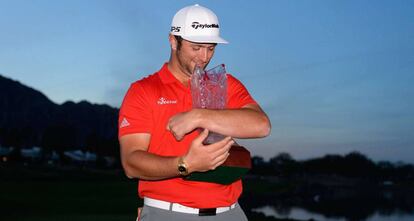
{"left": 175, "top": 50, "right": 209, "bottom": 77}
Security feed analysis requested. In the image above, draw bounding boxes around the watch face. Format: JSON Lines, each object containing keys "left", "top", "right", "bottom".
{"left": 178, "top": 166, "right": 186, "bottom": 172}
{"left": 178, "top": 157, "right": 188, "bottom": 175}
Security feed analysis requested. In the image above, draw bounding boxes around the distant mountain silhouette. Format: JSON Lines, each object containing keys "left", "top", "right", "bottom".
{"left": 0, "top": 74, "right": 119, "bottom": 155}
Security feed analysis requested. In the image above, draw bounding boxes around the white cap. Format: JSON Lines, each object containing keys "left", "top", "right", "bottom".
{"left": 170, "top": 4, "right": 228, "bottom": 44}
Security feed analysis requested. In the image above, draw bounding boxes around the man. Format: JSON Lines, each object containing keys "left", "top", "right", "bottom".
{"left": 118, "top": 4, "right": 271, "bottom": 221}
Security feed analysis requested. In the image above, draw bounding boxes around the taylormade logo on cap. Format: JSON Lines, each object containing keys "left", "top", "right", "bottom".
{"left": 170, "top": 4, "right": 228, "bottom": 44}
{"left": 191, "top": 22, "right": 219, "bottom": 29}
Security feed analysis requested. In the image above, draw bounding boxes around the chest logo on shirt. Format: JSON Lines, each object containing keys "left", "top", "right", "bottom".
{"left": 157, "top": 97, "right": 178, "bottom": 105}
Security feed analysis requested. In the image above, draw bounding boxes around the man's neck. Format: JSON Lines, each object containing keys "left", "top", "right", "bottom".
{"left": 167, "top": 61, "right": 190, "bottom": 87}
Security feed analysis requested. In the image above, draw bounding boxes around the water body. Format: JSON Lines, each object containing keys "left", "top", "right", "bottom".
{"left": 253, "top": 206, "right": 414, "bottom": 221}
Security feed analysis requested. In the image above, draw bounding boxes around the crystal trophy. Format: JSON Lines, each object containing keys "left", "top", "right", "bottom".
{"left": 191, "top": 64, "right": 227, "bottom": 144}
{"left": 184, "top": 64, "right": 252, "bottom": 185}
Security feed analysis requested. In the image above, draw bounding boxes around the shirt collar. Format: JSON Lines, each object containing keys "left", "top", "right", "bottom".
{"left": 159, "top": 63, "right": 177, "bottom": 84}
{"left": 158, "top": 63, "right": 191, "bottom": 91}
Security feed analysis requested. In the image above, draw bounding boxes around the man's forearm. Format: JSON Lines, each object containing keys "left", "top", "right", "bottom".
{"left": 196, "top": 106, "right": 271, "bottom": 138}
{"left": 122, "top": 150, "right": 180, "bottom": 180}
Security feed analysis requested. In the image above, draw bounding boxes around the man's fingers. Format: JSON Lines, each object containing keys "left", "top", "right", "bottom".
{"left": 211, "top": 152, "right": 230, "bottom": 170}
{"left": 193, "top": 129, "right": 209, "bottom": 144}
{"left": 208, "top": 139, "right": 233, "bottom": 170}
{"left": 220, "top": 136, "right": 233, "bottom": 145}
{"left": 209, "top": 137, "right": 233, "bottom": 153}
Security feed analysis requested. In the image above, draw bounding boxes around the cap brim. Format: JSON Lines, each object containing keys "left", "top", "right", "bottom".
{"left": 182, "top": 35, "right": 228, "bottom": 44}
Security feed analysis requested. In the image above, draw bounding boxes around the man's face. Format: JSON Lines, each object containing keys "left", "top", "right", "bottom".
{"left": 175, "top": 39, "right": 216, "bottom": 78}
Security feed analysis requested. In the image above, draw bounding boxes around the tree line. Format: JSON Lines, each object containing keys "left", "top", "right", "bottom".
{"left": 250, "top": 152, "right": 414, "bottom": 183}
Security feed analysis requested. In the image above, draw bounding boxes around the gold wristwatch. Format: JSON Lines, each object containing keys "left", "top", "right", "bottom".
{"left": 177, "top": 156, "right": 189, "bottom": 176}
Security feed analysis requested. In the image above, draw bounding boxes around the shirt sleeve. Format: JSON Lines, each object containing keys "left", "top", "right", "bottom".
{"left": 226, "top": 74, "right": 258, "bottom": 109}
{"left": 118, "top": 82, "right": 153, "bottom": 137}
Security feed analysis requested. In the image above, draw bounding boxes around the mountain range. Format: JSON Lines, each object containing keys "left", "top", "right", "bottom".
{"left": 0, "top": 74, "right": 119, "bottom": 155}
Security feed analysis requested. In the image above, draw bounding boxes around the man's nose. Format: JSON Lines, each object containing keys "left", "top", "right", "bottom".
{"left": 198, "top": 48, "right": 209, "bottom": 63}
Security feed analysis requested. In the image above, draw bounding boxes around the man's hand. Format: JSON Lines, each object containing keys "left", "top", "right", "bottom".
{"left": 167, "top": 110, "right": 200, "bottom": 140}
{"left": 184, "top": 129, "right": 234, "bottom": 173}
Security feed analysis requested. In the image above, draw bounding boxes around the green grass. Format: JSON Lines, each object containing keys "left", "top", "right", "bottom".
{"left": 0, "top": 165, "right": 140, "bottom": 221}
{"left": 0, "top": 180, "right": 140, "bottom": 220}
{"left": 0, "top": 164, "right": 292, "bottom": 221}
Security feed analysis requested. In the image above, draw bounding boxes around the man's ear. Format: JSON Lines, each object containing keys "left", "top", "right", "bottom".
{"left": 169, "top": 34, "right": 177, "bottom": 50}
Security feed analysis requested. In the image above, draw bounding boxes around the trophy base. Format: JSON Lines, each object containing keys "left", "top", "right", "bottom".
{"left": 184, "top": 145, "right": 251, "bottom": 185}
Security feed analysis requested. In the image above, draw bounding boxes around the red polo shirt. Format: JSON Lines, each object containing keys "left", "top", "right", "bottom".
{"left": 118, "top": 63, "right": 257, "bottom": 208}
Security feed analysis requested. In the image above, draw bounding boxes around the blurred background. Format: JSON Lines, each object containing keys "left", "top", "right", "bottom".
{"left": 1, "top": 1, "right": 413, "bottom": 220}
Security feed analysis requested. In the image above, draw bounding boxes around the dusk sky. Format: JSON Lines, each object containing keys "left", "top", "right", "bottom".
{"left": 1, "top": 0, "right": 413, "bottom": 163}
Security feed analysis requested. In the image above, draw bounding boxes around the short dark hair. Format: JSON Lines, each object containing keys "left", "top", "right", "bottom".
{"left": 174, "top": 35, "right": 183, "bottom": 50}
